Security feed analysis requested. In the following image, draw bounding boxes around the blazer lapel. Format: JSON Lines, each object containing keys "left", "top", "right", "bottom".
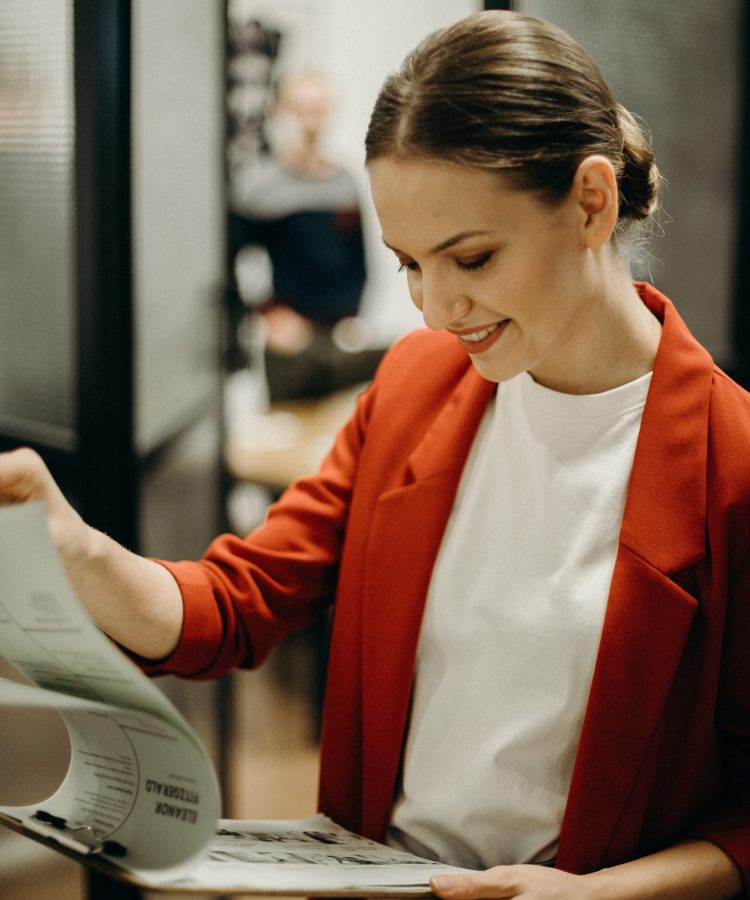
{"left": 557, "top": 287, "right": 715, "bottom": 872}
{"left": 360, "top": 366, "right": 495, "bottom": 839}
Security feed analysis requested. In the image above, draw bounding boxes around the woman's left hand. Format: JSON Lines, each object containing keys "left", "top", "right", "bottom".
{"left": 429, "top": 865, "right": 594, "bottom": 900}
{"left": 429, "top": 840, "right": 743, "bottom": 900}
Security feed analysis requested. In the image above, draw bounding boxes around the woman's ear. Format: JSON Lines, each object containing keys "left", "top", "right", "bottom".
{"left": 572, "top": 155, "right": 619, "bottom": 249}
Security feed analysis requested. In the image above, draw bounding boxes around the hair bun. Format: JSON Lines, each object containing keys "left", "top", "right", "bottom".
{"left": 617, "top": 104, "right": 661, "bottom": 221}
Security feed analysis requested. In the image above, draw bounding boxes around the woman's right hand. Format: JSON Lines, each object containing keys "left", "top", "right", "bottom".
{"left": 0, "top": 447, "right": 183, "bottom": 659}
{"left": 0, "top": 447, "right": 93, "bottom": 571}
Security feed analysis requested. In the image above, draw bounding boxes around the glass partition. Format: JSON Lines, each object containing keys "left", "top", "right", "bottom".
{"left": 0, "top": 0, "right": 76, "bottom": 449}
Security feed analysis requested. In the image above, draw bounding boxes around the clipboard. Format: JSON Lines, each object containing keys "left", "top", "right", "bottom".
{"left": 0, "top": 810, "right": 443, "bottom": 896}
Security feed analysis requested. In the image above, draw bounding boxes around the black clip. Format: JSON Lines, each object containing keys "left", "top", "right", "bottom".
{"left": 28, "top": 809, "right": 127, "bottom": 858}
{"left": 33, "top": 809, "right": 67, "bottom": 829}
{"left": 101, "top": 840, "right": 128, "bottom": 857}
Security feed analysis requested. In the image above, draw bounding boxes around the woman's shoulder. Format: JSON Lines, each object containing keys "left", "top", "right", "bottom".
{"left": 709, "top": 365, "right": 750, "bottom": 431}
{"left": 706, "top": 366, "right": 750, "bottom": 506}
{"left": 709, "top": 366, "right": 750, "bottom": 458}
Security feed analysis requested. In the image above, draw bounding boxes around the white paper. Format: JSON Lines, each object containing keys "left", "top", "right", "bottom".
{"left": 161, "top": 815, "right": 470, "bottom": 893}
{"left": 0, "top": 504, "right": 472, "bottom": 894}
{"left": 0, "top": 503, "right": 219, "bottom": 883}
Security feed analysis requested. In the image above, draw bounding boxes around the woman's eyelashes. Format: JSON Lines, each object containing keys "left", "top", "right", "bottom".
{"left": 396, "top": 252, "right": 494, "bottom": 274}
{"left": 456, "top": 252, "right": 493, "bottom": 271}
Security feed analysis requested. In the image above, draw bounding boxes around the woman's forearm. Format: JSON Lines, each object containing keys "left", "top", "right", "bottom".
{"left": 584, "top": 839, "right": 743, "bottom": 899}
{"left": 69, "top": 525, "right": 184, "bottom": 660}
{"left": 430, "top": 838, "right": 743, "bottom": 899}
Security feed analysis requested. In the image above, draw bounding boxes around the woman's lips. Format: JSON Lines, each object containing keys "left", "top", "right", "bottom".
{"left": 453, "top": 320, "right": 509, "bottom": 354}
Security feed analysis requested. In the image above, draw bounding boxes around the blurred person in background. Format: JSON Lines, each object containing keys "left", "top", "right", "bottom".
{"left": 1, "top": 11, "right": 748, "bottom": 899}
{"left": 228, "top": 70, "right": 384, "bottom": 403}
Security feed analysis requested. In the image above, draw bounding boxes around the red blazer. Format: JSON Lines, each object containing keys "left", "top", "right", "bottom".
{"left": 150, "top": 283, "right": 750, "bottom": 889}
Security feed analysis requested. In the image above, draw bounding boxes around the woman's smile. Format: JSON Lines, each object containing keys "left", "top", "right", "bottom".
{"left": 451, "top": 320, "right": 510, "bottom": 355}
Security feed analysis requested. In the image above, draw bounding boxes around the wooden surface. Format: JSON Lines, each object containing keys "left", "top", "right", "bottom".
{"left": 224, "top": 386, "right": 362, "bottom": 492}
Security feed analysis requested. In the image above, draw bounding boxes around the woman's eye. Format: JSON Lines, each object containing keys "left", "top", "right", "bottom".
{"left": 456, "top": 253, "right": 493, "bottom": 272}
{"left": 396, "top": 254, "right": 492, "bottom": 274}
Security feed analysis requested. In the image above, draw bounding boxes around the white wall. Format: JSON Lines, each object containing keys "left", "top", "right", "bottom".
{"left": 230, "top": 0, "right": 481, "bottom": 341}
{"left": 132, "top": 0, "right": 226, "bottom": 453}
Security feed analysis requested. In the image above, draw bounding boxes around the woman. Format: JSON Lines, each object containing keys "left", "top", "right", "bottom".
{"left": 0, "top": 11, "right": 747, "bottom": 898}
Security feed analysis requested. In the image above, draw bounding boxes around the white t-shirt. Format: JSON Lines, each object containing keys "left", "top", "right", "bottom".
{"left": 387, "top": 369, "right": 652, "bottom": 869}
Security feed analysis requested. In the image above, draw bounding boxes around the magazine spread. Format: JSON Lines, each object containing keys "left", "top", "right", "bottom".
{"left": 0, "top": 503, "right": 471, "bottom": 894}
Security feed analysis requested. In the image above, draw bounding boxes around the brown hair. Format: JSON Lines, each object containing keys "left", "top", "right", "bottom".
{"left": 365, "top": 11, "right": 660, "bottom": 225}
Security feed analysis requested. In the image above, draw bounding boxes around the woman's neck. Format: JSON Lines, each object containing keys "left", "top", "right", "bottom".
{"left": 531, "top": 258, "right": 662, "bottom": 395}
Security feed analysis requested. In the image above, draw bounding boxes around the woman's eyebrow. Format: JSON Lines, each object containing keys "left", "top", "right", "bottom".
{"left": 382, "top": 229, "right": 494, "bottom": 256}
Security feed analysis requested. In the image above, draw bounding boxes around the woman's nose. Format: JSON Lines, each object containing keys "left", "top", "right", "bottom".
{"left": 417, "top": 275, "right": 472, "bottom": 330}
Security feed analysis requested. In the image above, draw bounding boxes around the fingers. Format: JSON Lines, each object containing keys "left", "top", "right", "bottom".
{"left": 430, "top": 870, "right": 518, "bottom": 899}
{"left": 0, "top": 447, "right": 51, "bottom": 505}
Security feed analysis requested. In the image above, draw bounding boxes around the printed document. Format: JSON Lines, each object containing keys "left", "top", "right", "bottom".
{"left": 0, "top": 503, "right": 471, "bottom": 894}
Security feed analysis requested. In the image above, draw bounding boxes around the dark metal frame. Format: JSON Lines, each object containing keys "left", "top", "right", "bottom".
{"left": 74, "top": 0, "right": 137, "bottom": 550}
{"left": 732, "top": 0, "right": 750, "bottom": 387}
{"left": 76, "top": 3, "right": 142, "bottom": 898}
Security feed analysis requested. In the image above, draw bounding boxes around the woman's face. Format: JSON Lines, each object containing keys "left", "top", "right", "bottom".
{"left": 368, "top": 157, "right": 599, "bottom": 390}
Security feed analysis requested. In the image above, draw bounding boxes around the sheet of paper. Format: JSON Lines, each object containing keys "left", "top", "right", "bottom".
{"left": 0, "top": 503, "right": 220, "bottom": 882}
{"left": 164, "top": 815, "right": 472, "bottom": 894}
